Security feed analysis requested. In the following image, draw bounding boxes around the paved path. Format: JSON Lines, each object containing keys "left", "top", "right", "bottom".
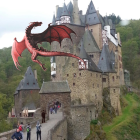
{"left": 23, "top": 111, "right": 63, "bottom": 140}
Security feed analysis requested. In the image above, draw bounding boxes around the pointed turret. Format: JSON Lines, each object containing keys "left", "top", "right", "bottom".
{"left": 86, "top": 0, "right": 96, "bottom": 14}
{"left": 67, "top": 1, "right": 73, "bottom": 15}
{"left": 56, "top": 6, "right": 63, "bottom": 25}
{"left": 73, "top": 0, "right": 81, "bottom": 25}
{"left": 52, "top": 14, "right": 56, "bottom": 25}
{"left": 79, "top": 39, "right": 102, "bottom": 72}
{"left": 85, "top": 0, "right": 100, "bottom": 25}
{"left": 62, "top": 3, "right": 69, "bottom": 16}
{"left": 19, "top": 66, "right": 40, "bottom": 90}
{"left": 98, "top": 44, "right": 115, "bottom": 72}
{"left": 60, "top": 2, "right": 71, "bottom": 24}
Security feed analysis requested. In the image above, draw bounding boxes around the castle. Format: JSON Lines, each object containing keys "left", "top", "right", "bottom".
{"left": 11, "top": 0, "right": 125, "bottom": 139}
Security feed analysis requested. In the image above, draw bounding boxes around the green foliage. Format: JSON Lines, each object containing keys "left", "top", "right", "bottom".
{"left": 0, "top": 42, "right": 51, "bottom": 131}
{"left": 116, "top": 20, "right": 140, "bottom": 88}
{"left": 91, "top": 120, "right": 98, "bottom": 125}
{"left": 107, "top": 13, "right": 121, "bottom": 24}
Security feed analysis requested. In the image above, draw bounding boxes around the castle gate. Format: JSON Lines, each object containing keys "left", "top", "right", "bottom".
{"left": 39, "top": 81, "right": 71, "bottom": 120}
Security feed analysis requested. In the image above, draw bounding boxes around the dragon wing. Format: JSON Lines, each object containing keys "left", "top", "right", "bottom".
{"left": 11, "top": 37, "right": 27, "bottom": 70}
{"left": 41, "top": 25, "right": 76, "bottom": 46}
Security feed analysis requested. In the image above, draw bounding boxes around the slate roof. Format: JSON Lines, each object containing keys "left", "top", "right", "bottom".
{"left": 86, "top": 1, "right": 96, "bottom": 14}
{"left": 14, "top": 66, "right": 40, "bottom": 94}
{"left": 98, "top": 14, "right": 105, "bottom": 29}
{"left": 79, "top": 39, "right": 102, "bottom": 73}
{"left": 61, "top": 3, "right": 69, "bottom": 16}
{"left": 98, "top": 44, "right": 116, "bottom": 73}
{"left": 67, "top": 1, "right": 73, "bottom": 15}
{"left": 86, "top": 13, "right": 100, "bottom": 25}
{"left": 52, "top": 14, "right": 56, "bottom": 25}
{"left": 39, "top": 81, "right": 71, "bottom": 93}
{"left": 81, "top": 29, "right": 100, "bottom": 53}
{"left": 56, "top": 7, "right": 63, "bottom": 21}
{"left": 80, "top": 15, "right": 86, "bottom": 26}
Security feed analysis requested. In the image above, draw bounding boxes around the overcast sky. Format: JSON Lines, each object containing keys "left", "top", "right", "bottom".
{"left": 0, "top": 0, "right": 139, "bottom": 49}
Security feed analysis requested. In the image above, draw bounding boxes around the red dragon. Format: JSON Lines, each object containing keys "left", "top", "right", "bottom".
{"left": 11, "top": 22, "right": 85, "bottom": 71}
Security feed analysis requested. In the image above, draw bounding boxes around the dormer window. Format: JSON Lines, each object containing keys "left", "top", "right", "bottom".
{"left": 73, "top": 73, "right": 76, "bottom": 77}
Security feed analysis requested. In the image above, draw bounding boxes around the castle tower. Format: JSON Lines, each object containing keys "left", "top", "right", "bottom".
{"left": 52, "top": 14, "right": 56, "bottom": 25}
{"left": 60, "top": 2, "right": 71, "bottom": 24}
{"left": 86, "top": 0, "right": 102, "bottom": 50}
{"left": 73, "top": 0, "right": 81, "bottom": 25}
{"left": 14, "top": 66, "right": 40, "bottom": 116}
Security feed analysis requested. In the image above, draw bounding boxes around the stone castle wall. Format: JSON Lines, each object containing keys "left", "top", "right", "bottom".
{"left": 14, "top": 89, "right": 40, "bottom": 116}
{"left": 47, "top": 117, "right": 67, "bottom": 140}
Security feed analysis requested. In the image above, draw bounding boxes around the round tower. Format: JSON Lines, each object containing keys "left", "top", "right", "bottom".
{"left": 73, "top": 0, "right": 81, "bottom": 25}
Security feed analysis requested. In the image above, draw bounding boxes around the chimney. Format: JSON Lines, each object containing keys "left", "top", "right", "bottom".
{"left": 34, "top": 69, "right": 37, "bottom": 81}
{"left": 56, "top": 5, "right": 59, "bottom": 16}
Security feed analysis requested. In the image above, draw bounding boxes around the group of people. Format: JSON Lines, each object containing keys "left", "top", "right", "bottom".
{"left": 49, "top": 101, "right": 61, "bottom": 114}
{"left": 11, "top": 121, "right": 42, "bottom": 140}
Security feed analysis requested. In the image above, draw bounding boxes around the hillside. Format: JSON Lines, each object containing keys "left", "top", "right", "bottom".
{"left": 116, "top": 20, "right": 140, "bottom": 88}
{"left": 0, "top": 42, "right": 51, "bottom": 132}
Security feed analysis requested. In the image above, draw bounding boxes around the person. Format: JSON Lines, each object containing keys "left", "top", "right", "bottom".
{"left": 52, "top": 106, "right": 55, "bottom": 114}
{"left": 26, "top": 123, "right": 31, "bottom": 140}
{"left": 41, "top": 110, "right": 46, "bottom": 123}
{"left": 11, "top": 128, "right": 22, "bottom": 140}
{"left": 36, "top": 121, "right": 41, "bottom": 140}
{"left": 50, "top": 107, "right": 53, "bottom": 114}
{"left": 54, "top": 104, "right": 57, "bottom": 114}
{"left": 18, "top": 122, "right": 24, "bottom": 140}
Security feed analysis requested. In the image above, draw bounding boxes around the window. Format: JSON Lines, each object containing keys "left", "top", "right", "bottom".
{"left": 30, "top": 73, "right": 31, "bottom": 75}
{"left": 73, "top": 83, "right": 75, "bottom": 86}
{"left": 73, "top": 73, "right": 76, "bottom": 77}
{"left": 112, "top": 76, "right": 115, "bottom": 82}
{"left": 79, "top": 73, "right": 81, "bottom": 76}
{"left": 95, "top": 94, "right": 97, "bottom": 99}
{"left": 54, "top": 68, "right": 56, "bottom": 71}
{"left": 67, "top": 74, "right": 69, "bottom": 77}
{"left": 72, "top": 63, "right": 74, "bottom": 66}
{"left": 103, "top": 78, "right": 106, "bottom": 82}
{"left": 91, "top": 73, "right": 92, "bottom": 76}
{"left": 96, "top": 74, "right": 98, "bottom": 78}
{"left": 33, "top": 83, "right": 35, "bottom": 85}
{"left": 101, "top": 57, "right": 103, "bottom": 60}
{"left": 120, "top": 63, "right": 121, "bottom": 68}
{"left": 114, "top": 89, "right": 115, "bottom": 93}
{"left": 97, "top": 84, "right": 99, "bottom": 88}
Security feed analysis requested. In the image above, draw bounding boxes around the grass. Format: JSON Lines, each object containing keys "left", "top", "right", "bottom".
{"left": 103, "top": 93, "right": 139, "bottom": 140}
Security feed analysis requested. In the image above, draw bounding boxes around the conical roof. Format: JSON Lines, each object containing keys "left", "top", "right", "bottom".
{"left": 14, "top": 66, "right": 40, "bottom": 93}
{"left": 104, "top": 16, "right": 109, "bottom": 26}
{"left": 56, "top": 7, "right": 63, "bottom": 21}
{"left": 61, "top": 3, "right": 69, "bottom": 16}
{"left": 98, "top": 44, "right": 115, "bottom": 73}
{"left": 52, "top": 14, "right": 56, "bottom": 25}
{"left": 82, "top": 29, "right": 100, "bottom": 53}
{"left": 86, "top": 0, "right": 96, "bottom": 14}
{"left": 67, "top": 1, "right": 73, "bottom": 15}
{"left": 79, "top": 39, "right": 102, "bottom": 72}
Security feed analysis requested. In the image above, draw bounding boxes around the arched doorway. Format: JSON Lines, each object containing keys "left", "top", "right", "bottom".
{"left": 39, "top": 81, "right": 71, "bottom": 121}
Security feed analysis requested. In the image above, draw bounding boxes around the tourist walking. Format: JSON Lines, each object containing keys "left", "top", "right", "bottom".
{"left": 18, "top": 122, "right": 24, "bottom": 140}
{"left": 11, "top": 128, "right": 22, "bottom": 140}
{"left": 50, "top": 107, "right": 53, "bottom": 114}
{"left": 26, "top": 123, "right": 31, "bottom": 140}
{"left": 55, "top": 104, "right": 57, "bottom": 114}
{"left": 36, "top": 121, "right": 41, "bottom": 140}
